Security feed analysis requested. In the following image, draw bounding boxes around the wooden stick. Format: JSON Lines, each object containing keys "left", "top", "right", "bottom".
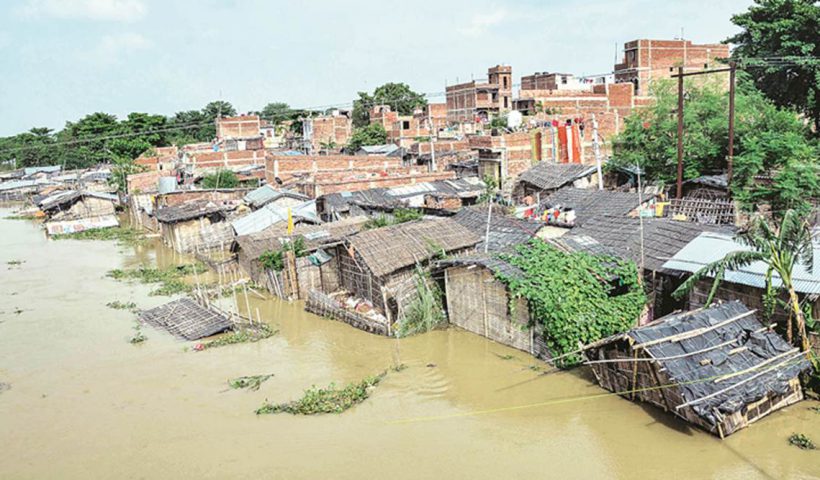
{"left": 675, "top": 350, "right": 804, "bottom": 410}
{"left": 633, "top": 310, "right": 756, "bottom": 349}
{"left": 713, "top": 348, "right": 798, "bottom": 384}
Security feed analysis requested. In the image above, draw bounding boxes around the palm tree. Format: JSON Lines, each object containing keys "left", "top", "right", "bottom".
{"left": 673, "top": 209, "right": 816, "bottom": 351}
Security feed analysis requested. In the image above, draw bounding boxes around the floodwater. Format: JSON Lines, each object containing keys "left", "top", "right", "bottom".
{"left": 1, "top": 210, "right": 818, "bottom": 480}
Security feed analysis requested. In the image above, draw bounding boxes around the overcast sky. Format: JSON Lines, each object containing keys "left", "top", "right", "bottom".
{"left": 0, "top": 0, "right": 753, "bottom": 136}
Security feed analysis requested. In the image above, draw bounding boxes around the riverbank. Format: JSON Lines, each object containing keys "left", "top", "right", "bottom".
{"left": 1, "top": 210, "right": 818, "bottom": 479}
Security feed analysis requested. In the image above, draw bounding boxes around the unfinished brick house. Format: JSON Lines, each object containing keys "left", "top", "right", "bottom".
{"left": 302, "top": 111, "right": 352, "bottom": 154}
{"left": 446, "top": 65, "right": 512, "bottom": 123}
{"left": 614, "top": 39, "right": 730, "bottom": 96}
{"left": 216, "top": 115, "right": 261, "bottom": 140}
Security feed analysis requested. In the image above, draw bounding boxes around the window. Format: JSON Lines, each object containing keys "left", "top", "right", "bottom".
{"left": 402, "top": 121, "right": 410, "bottom": 130}
{"left": 503, "top": 97, "right": 509, "bottom": 108}
{"left": 561, "top": 76, "right": 567, "bottom": 84}
{"left": 503, "top": 76, "right": 509, "bottom": 89}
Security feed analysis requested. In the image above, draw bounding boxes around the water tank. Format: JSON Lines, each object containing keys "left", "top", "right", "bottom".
{"left": 158, "top": 176, "right": 177, "bottom": 194}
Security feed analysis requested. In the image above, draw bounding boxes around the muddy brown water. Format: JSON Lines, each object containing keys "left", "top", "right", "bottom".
{"left": 0, "top": 210, "right": 818, "bottom": 479}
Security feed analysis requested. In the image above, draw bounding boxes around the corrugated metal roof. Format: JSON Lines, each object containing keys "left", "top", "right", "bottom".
{"left": 23, "top": 165, "right": 61, "bottom": 176}
{"left": 243, "top": 185, "right": 308, "bottom": 209}
{"left": 662, "top": 232, "right": 820, "bottom": 294}
{"left": 231, "top": 200, "right": 318, "bottom": 236}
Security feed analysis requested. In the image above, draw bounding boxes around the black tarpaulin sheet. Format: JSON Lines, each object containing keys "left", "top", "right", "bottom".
{"left": 628, "top": 301, "right": 811, "bottom": 427}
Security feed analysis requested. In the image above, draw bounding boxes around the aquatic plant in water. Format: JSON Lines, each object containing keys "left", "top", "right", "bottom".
{"left": 255, "top": 372, "right": 386, "bottom": 415}
{"left": 196, "top": 324, "right": 277, "bottom": 350}
{"left": 106, "top": 264, "right": 202, "bottom": 296}
{"left": 228, "top": 374, "right": 274, "bottom": 391}
{"left": 788, "top": 433, "right": 816, "bottom": 450}
{"left": 129, "top": 322, "right": 147, "bottom": 344}
{"left": 395, "top": 265, "right": 446, "bottom": 338}
{"left": 106, "top": 300, "right": 138, "bottom": 312}
{"left": 52, "top": 227, "right": 146, "bottom": 246}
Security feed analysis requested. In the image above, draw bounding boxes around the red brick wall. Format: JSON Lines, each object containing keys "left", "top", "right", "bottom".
{"left": 265, "top": 154, "right": 403, "bottom": 183}
{"left": 217, "top": 115, "right": 261, "bottom": 139}
{"left": 126, "top": 170, "right": 175, "bottom": 194}
{"left": 309, "top": 115, "right": 352, "bottom": 152}
{"left": 187, "top": 149, "right": 266, "bottom": 170}
{"left": 156, "top": 189, "right": 249, "bottom": 207}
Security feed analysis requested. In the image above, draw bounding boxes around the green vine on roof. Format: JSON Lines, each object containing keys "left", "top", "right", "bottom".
{"left": 498, "top": 240, "right": 646, "bottom": 367}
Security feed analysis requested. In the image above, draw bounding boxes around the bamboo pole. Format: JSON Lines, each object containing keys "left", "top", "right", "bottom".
{"left": 633, "top": 310, "right": 756, "bottom": 349}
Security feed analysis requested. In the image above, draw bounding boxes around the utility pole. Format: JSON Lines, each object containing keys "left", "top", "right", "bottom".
{"left": 592, "top": 114, "right": 604, "bottom": 190}
{"left": 727, "top": 61, "right": 736, "bottom": 185}
{"left": 676, "top": 66, "right": 684, "bottom": 199}
{"left": 672, "top": 64, "right": 737, "bottom": 200}
{"left": 428, "top": 107, "right": 436, "bottom": 172}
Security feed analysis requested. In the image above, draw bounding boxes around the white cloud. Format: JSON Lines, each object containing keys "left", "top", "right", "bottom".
{"left": 18, "top": 0, "right": 147, "bottom": 22}
{"left": 458, "top": 9, "right": 508, "bottom": 37}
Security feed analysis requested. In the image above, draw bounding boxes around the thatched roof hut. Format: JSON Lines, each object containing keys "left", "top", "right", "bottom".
{"left": 584, "top": 301, "right": 811, "bottom": 437}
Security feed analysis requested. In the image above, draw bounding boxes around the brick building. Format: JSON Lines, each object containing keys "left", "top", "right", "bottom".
{"left": 614, "top": 39, "right": 730, "bottom": 95}
{"left": 521, "top": 72, "right": 591, "bottom": 91}
{"left": 302, "top": 111, "right": 353, "bottom": 154}
{"left": 446, "top": 65, "right": 512, "bottom": 123}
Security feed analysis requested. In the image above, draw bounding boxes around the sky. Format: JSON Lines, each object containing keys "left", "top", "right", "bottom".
{"left": 0, "top": 0, "right": 753, "bottom": 136}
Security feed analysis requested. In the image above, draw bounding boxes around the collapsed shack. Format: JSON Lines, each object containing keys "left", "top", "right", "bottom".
{"left": 155, "top": 199, "right": 240, "bottom": 253}
{"left": 307, "top": 218, "right": 479, "bottom": 335}
{"left": 584, "top": 301, "right": 812, "bottom": 438}
{"left": 232, "top": 216, "right": 369, "bottom": 299}
{"left": 668, "top": 174, "right": 735, "bottom": 225}
{"left": 435, "top": 255, "right": 549, "bottom": 358}
{"left": 139, "top": 297, "right": 233, "bottom": 340}
{"left": 38, "top": 190, "right": 119, "bottom": 235}
{"left": 451, "top": 205, "right": 541, "bottom": 252}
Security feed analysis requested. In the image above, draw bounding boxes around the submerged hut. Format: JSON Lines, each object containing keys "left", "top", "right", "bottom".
{"left": 232, "top": 215, "right": 369, "bottom": 299}
{"left": 308, "top": 218, "right": 479, "bottom": 335}
{"left": 584, "top": 301, "right": 811, "bottom": 437}
{"left": 512, "top": 162, "right": 597, "bottom": 202}
{"left": 155, "top": 199, "right": 239, "bottom": 253}
{"left": 436, "top": 255, "right": 549, "bottom": 357}
{"left": 38, "top": 190, "right": 119, "bottom": 235}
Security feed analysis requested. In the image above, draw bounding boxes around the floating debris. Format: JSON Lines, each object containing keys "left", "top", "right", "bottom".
{"left": 391, "top": 363, "right": 408, "bottom": 372}
{"left": 494, "top": 353, "right": 514, "bottom": 361}
{"left": 0, "top": 382, "right": 10, "bottom": 394}
{"left": 788, "top": 433, "right": 816, "bottom": 450}
{"left": 228, "top": 374, "right": 273, "bottom": 391}
{"left": 6, "top": 260, "right": 24, "bottom": 269}
{"left": 256, "top": 372, "right": 385, "bottom": 415}
{"left": 140, "top": 298, "right": 232, "bottom": 341}
{"left": 196, "top": 324, "right": 276, "bottom": 350}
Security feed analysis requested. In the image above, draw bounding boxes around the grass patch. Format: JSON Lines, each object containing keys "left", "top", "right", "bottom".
{"left": 494, "top": 353, "right": 514, "bottom": 360}
{"left": 106, "top": 263, "right": 202, "bottom": 296}
{"left": 52, "top": 226, "right": 146, "bottom": 246}
{"left": 809, "top": 406, "right": 820, "bottom": 414}
{"left": 5, "top": 214, "right": 37, "bottom": 220}
{"left": 228, "top": 374, "right": 273, "bottom": 391}
{"left": 6, "top": 260, "right": 23, "bottom": 269}
{"left": 788, "top": 433, "right": 816, "bottom": 450}
{"left": 256, "top": 372, "right": 385, "bottom": 415}
{"left": 195, "top": 324, "right": 276, "bottom": 350}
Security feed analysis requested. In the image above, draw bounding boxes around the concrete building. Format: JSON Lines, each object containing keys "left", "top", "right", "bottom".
{"left": 614, "top": 39, "right": 731, "bottom": 95}
{"left": 521, "top": 72, "right": 591, "bottom": 91}
{"left": 446, "top": 65, "right": 512, "bottom": 123}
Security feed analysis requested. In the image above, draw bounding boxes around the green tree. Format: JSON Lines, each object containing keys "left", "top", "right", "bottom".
{"left": 673, "top": 210, "right": 816, "bottom": 352}
{"left": 58, "top": 112, "right": 121, "bottom": 169}
{"left": 727, "top": 0, "right": 820, "bottom": 134}
{"left": 168, "top": 110, "right": 211, "bottom": 144}
{"left": 202, "top": 101, "right": 237, "bottom": 119}
{"left": 347, "top": 123, "right": 388, "bottom": 151}
{"left": 200, "top": 169, "right": 238, "bottom": 189}
{"left": 351, "top": 83, "right": 427, "bottom": 127}
{"left": 261, "top": 102, "right": 293, "bottom": 124}
{"left": 611, "top": 77, "right": 819, "bottom": 215}
{"left": 1, "top": 128, "right": 59, "bottom": 168}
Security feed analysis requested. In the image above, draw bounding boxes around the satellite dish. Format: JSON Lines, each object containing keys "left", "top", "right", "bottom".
{"left": 507, "top": 110, "right": 523, "bottom": 129}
